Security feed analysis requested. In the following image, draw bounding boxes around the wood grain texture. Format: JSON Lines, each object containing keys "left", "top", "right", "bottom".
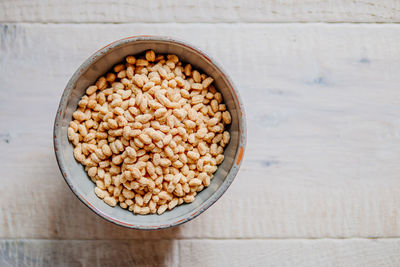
{"left": 1, "top": 0, "right": 400, "bottom": 23}
{"left": 0, "top": 239, "right": 399, "bottom": 267}
{"left": 1, "top": 23, "right": 400, "bottom": 239}
{"left": 0, "top": 240, "right": 179, "bottom": 267}
{"left": 180, "top": 239, "right": 400, "bottom": 267}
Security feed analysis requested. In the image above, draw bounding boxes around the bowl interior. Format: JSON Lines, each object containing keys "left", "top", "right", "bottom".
{"left": 54, "top": 37, "right": 245, "bottom": 229}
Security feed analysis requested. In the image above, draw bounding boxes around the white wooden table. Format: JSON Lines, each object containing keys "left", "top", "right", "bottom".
{"left": 1, "top": 1, "right": 400, "bottom": 266}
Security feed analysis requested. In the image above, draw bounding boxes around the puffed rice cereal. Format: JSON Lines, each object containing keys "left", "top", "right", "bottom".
{"left": 68, "top": 51, "right": 231, "bottom": 215}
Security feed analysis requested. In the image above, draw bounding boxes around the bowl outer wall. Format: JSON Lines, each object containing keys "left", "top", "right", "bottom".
{"left": 53, "top": 36, "right": 246, "bottom": 229}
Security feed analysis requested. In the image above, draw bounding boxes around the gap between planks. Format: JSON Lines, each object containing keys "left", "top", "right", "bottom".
{"left": 3, "top": 22, "right": 400, "bottom": 26}
{"left": 2, "top": 21, "right": 400, "bottom": 24}
{"left": 0, "top": 239, "right": 400, "bottom": 242}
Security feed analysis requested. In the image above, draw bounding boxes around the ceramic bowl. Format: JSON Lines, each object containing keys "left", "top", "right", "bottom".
{"left": 54, "top": 36, "right": 246, "bottom": 229}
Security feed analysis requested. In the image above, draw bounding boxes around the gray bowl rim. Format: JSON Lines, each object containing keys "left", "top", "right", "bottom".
{"left": 53, "top": 35, "right": 246, "bottom": 230}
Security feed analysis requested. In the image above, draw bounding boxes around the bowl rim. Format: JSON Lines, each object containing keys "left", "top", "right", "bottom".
{"left": 53, "top": 35, "right": 246, "bottom": 229}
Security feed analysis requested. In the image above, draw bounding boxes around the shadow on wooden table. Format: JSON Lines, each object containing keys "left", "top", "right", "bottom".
{"left": 1, "top": 151, "right": 182, "bottom": 266}
{"left": 32, "top": 155, "right": 181, "bottom": 266}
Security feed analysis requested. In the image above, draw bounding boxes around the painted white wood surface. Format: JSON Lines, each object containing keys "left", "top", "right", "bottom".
{"left": 179, "top": 239, "right": 400, "bottom": 267}
{"left": 1, "top": 23, "right": 400, "bottom": 241}
{"left": 1, "top": 1, "right": 400, "bottom": 264}
{"left": 1, "top": 0, "right": 400, "bottom": 23}
{"left": 0, "top": 239, "right": 399, "bottom": 267}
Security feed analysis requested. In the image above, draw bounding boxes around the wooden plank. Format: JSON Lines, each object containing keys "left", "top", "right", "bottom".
{"left": 1, "top": 23, "right": 400, "bottom": 239}
{"left": 1, "top": 0, "right": 400, "bottom": 23}
{"left": 0, "top": 239, "right": 399, "bottom": 267}
{"left": 0, "top": 240, "right": 179, "bottom": 267}
{"left": 180, "top": 239, "right": 400, "bottom": 267}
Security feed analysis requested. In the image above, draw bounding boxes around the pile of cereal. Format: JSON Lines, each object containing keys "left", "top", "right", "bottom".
{"left": 68, "top": 50, "right": 231, "bottom": 215}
